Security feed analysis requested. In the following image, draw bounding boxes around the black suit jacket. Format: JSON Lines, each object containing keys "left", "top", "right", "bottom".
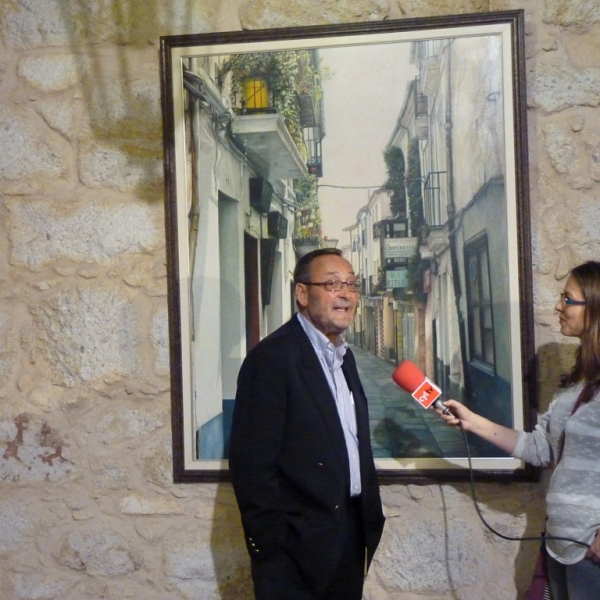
{"left": 229, "top": 315, "right": 385, "bottom": 595}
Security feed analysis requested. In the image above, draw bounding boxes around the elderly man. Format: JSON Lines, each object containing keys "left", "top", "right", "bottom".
{"left": 230, "top": 248, "right": 385, "bottom": 600}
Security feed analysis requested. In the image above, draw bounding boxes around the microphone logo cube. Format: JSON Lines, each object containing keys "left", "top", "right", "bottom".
{"left": 411, "top": 378, "right": 442, "bottom": 408}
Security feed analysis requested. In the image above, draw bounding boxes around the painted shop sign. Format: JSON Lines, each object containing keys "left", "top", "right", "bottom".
{"left": 383, "top": 237, "right": 418, "bottom": 259}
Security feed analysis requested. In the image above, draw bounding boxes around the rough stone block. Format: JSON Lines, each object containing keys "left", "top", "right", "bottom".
{"left": 56, "top": 525, "right": 142, "bottom": 577}
{"left": 531, "top": 64, "right": 600, "bottom": 113}
{"left": 31, "top": 286, "right": 141, "bottom": 386}
{"left": 7, "top": 198, "right": 162, "bottom": 270}
{"left": 1, "top": 0, "right": 228, "bottom": 48}
{"left": 239, "top": 0, "right": 391, "bottom": 28}
{"left": 18, "top": 54, "right": 91, "bottom": 92}
{"left": 152, "top": 308, "right": 169, "bottom": 376}
{"left": 120, "top": 494, "right": 183, "bottom": 515}
{"left": 0, "top": 499, "right": 34, "bottom": 553}
{"left": 78, "top": 141, "right": 163, "bottom": 193}
{"left": 0, "top": 106, "right": 64, "bottom": 181}
{"left": 544, "top": 0, "right": 600, "bottom": 26}
{"left": 12, "top": 569, "right": 76, "bottom": 600}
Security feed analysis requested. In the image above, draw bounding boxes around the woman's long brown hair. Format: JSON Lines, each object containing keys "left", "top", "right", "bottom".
{"left": 559, "top": 261, "right": 600, "bottom": 403}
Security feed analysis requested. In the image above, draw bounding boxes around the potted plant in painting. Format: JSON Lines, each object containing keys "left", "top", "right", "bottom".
{"left": 293, "top": 175, "right": 324, "bottom": 257}
{"left": 218, "top": 50, "right": 323, "bottom": 164}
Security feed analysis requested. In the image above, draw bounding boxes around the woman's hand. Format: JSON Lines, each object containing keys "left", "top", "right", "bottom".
{"left": 586, "top": 530, "right": 600, "bottom": 564}
{"left": 434, "top": 399, "right": 473, "bottom": 430}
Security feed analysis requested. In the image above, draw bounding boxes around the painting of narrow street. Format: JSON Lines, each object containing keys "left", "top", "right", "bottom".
{"left": 161, "top": 16, "right": 531, "bottom": 475}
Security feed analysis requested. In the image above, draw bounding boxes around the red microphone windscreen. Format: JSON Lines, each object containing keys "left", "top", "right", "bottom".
{"left": 392, "top": 360, "right": 426, "bottom": 393}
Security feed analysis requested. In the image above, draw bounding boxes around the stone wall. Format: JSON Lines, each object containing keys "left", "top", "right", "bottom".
{"left": 0, "top": 0, "right": 598, "bottom": 598}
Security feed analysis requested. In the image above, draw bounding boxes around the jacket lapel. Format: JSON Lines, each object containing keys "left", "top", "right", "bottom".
{"left": 342, "top": 349, "right": 373, "bottom": 462}
{"left": 290, "top": 316, "right": 351, "bottom": 480}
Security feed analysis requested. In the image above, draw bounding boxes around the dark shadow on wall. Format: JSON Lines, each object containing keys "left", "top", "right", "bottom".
{"left": 535, "top": 341, "right": 578, "bottom": 414}
{"left": 212, "top": 482, "right": 254, "bottom": 600}
{"left": 54, "top": 1, "right": 199, "bottom": 205}
{"left": 48, "top": 3, "right": 249, "bottom": 598}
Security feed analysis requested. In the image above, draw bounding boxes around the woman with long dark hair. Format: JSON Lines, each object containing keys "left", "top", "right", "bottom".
{"left": 438, "top": 261, "right": 600, "bottom": 600}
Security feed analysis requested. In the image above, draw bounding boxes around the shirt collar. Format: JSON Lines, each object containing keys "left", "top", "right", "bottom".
{"left": 296, "top": 312, "right": 348, "bottom": 359}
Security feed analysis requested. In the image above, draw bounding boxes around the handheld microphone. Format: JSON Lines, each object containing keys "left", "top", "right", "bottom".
{"left": 391, "top": 360, "right": 451, "bottom": 414}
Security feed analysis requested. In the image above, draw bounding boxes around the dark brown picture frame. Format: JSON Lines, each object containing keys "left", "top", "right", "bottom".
{"left": 160, "top": 10, "right": 535, "bottom": 483}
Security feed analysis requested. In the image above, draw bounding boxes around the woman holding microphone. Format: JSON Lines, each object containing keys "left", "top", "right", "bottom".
{"left": 438, "top": 261, "right": 600, "bottom": 600}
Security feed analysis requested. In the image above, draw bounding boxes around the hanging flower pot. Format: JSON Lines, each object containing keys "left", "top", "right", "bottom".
{"left": 294, "top": 238, "right": 321, "bottom": 259}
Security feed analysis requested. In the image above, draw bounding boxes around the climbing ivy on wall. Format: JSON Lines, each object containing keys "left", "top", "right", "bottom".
{"left": 405, "top": 136, "right": 428, "bottom": 302}
{"left": 293, "top": 175, "right": 323, "bottom": 244}
{"left": 406, "top": 137, "right": 425, "bottom": 239}
{"left": 383, "top": 145, "right": 407, "bottom": 218}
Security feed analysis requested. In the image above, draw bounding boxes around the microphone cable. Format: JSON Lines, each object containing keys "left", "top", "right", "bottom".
{"left": 456, "top": 419, "right": 590, "bottom": 549}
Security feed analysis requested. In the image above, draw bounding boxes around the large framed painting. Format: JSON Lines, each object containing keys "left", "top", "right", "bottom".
{"left": 160, "top": 10, "right": 535, "bottom": 482}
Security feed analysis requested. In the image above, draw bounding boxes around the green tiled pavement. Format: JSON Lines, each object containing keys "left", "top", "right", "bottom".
{"left": 350, "top": 344, "right": 465, "bottom": 459}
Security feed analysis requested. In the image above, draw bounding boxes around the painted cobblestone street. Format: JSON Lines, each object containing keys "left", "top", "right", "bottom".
{"left": 350, "top": 344, "right": 465, "bottom": 459}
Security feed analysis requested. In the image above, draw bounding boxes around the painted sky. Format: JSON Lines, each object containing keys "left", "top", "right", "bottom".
{"left": 317, "top": 43, "right": 418, "bottom": 249}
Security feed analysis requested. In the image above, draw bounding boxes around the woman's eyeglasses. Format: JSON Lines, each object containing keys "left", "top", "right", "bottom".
{"left": 560, "top": 293, "right": 586, "bottom": 307}
{"left": 303, "top": 280, "right": 361, "bottom": 292}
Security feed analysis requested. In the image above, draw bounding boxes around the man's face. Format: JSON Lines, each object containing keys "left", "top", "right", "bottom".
{"left": 295, "top": 254, "right": 359, "bottom": 342}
